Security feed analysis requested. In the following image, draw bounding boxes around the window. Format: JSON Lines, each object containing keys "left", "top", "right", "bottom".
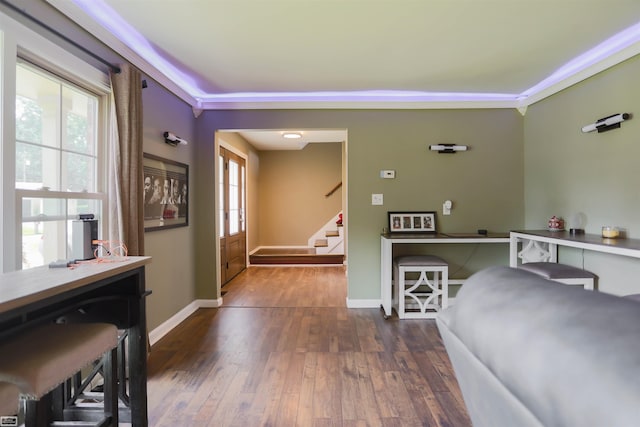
{"left": 1, "top": 13, "right": 111, "bottom": 272}
{"left": 15, "top": 61, "right": 106, "bottom": 269}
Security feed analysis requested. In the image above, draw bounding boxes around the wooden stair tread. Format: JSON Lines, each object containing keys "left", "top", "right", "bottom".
{"left": 325, "top": 230, "right": 340, "bottom": 237}
{"left": 314, "top": 239, "right": 328, "bottom": 247}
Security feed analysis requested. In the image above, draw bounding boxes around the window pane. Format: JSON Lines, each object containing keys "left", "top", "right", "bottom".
{"left": 63, "top": 152, "right": 96, "bottom": 192}
{"left": 229, "top": 160, "right": 239, "bottom": 235}
{"left": 230, "top": 211, "right": 239, "bottom": 234}
{"left": 16, "top": 141, "right": 42, "bottom": 185}
{"left": 16, "top": 64, "right": 60, "bottom": 148}
{"left": 21, "top": 196, "right": 65, "bottom": 270}
{"left": 21, "top": 219, "right": 67, "bottom": 269}
{"left": 15, "top": 96, "right": 43, "bottom": 145}
{"left": 62, "top": 86, "right": 97, "bottom": 156}
{"left": 219, "top": 155, "right": 224, "bottom": 237}
{"left": 16, "top": 143, "right": 60, "bottom": 190}
{"left": 22, "top": 197, "right": 65, "bottom": 220}
{"left": 68, "top": 199, "right": 101, "bottom": 218}
{"left": 241, "top": 165, "right": 245, "bottom": 232}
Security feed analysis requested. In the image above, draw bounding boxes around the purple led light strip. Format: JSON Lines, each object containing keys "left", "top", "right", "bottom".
{"left": 73, "top": 0, "right": 640, "bottom": 105}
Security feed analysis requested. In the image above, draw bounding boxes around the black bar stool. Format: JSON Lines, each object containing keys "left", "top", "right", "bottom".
{"left": 0, "top": 323, "right": 118, "bottom": 427}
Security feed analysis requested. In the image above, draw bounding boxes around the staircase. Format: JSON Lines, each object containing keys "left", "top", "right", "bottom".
{"left": 309, "top": 212, "right": 344, "bottom": 255}
{"left": 249, "top": 212, "right": 344, "bottom": 265}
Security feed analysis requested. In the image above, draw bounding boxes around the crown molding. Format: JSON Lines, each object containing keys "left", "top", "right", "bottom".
{"left": 520, "top": 36, "right": 640, "bottom": 107}
{"left": 45, "top": 0, "right": 197, "bottom": 107}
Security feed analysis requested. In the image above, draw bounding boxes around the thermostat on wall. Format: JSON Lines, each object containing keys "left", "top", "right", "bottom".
{"left": 380, "top": 170, "right": 395, "bottom": 179}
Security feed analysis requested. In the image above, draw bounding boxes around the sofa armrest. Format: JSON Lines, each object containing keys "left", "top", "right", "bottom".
{"left": 438, "top": 266, "right": 640, "bottom": 427}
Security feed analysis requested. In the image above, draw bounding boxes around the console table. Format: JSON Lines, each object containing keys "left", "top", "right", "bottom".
{"left": 509, "top": 230, "right": 640, "bottom": 267}
{"left": 381, "top": 233, "right": 509, "bottom": 318}
{"left": 0, "top": 256, "right": 152, "bottom": 427}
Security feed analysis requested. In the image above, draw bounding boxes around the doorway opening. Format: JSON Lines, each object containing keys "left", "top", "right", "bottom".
{"left": 215, "top": 129, "right": 347, "bottom": 284}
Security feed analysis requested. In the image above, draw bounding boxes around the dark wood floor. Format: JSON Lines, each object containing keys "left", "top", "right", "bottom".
{"left": 147, "top": 266, "right": 471, "bottom": 427}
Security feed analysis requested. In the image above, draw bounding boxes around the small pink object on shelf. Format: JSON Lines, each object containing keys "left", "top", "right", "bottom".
{"left": 548, "top": 216, "right": 565, "bottom": 231}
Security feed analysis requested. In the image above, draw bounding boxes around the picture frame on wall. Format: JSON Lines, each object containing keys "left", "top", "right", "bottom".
{"left": 143, "top": 153, "right": 189, "bottom": 231}
{"left": 388, "top": 211, "right": 436, "bottom": 233}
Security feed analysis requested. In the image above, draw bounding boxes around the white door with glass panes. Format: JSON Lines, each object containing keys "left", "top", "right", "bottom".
{"left": 219, "top": 147, "right": 246, "bottom": 284}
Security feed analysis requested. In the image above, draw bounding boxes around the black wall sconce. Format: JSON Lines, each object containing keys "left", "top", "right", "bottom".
{"left": 581, "top": 113, "right": 631, "bottom": 133}
{"left": 429, "top": 144, "right": 468, "bottom": 153}
{"left": 163, "top": 131, "right": 188, "bottom": 146}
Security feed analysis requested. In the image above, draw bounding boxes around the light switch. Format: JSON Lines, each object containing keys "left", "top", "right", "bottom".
{"left": 372, "top": 194, "right": 383, "bottom": 205}
{"left": 443, "top": 200, "right": 452, "bottom": 215}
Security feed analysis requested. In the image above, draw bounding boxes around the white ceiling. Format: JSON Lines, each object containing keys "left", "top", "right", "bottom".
{"left": 235, "top": 130, "right": 347, "bottom": 151}
{"left": 46, "top": 0, "right": 640, "bottom": 149}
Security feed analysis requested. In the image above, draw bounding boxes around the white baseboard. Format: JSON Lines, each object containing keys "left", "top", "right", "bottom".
{"left": 149, "top": 298, "right": 222, "bottom": 346}
{"left": 345, "top": 298, "right": 382, "bottom": 309}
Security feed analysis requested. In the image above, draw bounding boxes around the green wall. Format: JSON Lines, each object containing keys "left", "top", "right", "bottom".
{"left": 524, "top": 54, "right": 640, "bottom": 295}
{"left": 141, "top": 78, "right": 197, "bottom": 330}
{"left": 195, "top": 109, "right": 525, "bottom": 302}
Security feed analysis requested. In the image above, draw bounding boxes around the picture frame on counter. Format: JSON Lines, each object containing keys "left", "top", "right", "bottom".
{"left": 388, "top": 211, "right": 436, "bottom": 233}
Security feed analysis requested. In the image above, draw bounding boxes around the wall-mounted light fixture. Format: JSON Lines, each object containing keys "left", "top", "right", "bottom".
{"left": 581, "top": 113, "right": 631, "bottom": 133}
{"left": 163, "top": 131, "right": 188, "bottom": 146}
{"left": 429, "top": 144, "right": 468, "bottom": 153}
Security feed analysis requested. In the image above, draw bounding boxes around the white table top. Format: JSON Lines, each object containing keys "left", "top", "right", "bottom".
{"left": 0, "top": 256, "right": 152, "bottom": 314}
{"left": 511, "top": 230, "right": 640, "bottom": 259}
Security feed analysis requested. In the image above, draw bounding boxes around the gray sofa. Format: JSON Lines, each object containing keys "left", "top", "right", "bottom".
{"left": 436, "top": 266, "right": 640, "bottom": 427}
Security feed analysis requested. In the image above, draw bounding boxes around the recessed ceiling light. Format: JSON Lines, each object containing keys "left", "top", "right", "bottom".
{"left": 283, "top": 132, "right": 302, "bottom": 139}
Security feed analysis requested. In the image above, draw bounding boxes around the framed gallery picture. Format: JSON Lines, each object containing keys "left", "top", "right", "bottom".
{"left": 388, "top": 211, "right": 436, "bottom": 234}
{"left": 143, "top": 153, "right": 189, "bottom": 231}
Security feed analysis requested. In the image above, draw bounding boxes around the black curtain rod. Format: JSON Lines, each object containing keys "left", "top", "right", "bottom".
{"left": 0, "top": 0, "right": 121, "bottom": 74}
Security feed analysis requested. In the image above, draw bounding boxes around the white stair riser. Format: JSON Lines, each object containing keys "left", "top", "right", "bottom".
{"left": 309, "top": 212, "right": 344, "bottom": 254}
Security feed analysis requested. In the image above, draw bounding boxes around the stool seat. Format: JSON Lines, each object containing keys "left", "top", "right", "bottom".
{"left": 394, "top": 255, "right": 448, "bottom": 267}
{"left": 0, "top": 382, "right": 20, "bottom": 416}
{"left": 0, "top": 323, "right": 118, "bottom": 427}
{"left": 393, "top": 255, "right": 449, "bottom": 319}
{"left": 0, "top": 323, "right": 117, "bottom": 399}
{"left": 519, "top": 262, "right": 596, "bottom": 290}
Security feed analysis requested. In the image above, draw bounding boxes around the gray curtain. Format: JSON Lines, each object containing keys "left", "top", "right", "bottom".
{"left": 110, "top": 63, "right": 145, "bottom": 256}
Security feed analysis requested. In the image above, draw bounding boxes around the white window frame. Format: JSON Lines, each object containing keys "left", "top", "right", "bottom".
{"left": 1, "top": 11, "right": 111, "bottom": 272}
